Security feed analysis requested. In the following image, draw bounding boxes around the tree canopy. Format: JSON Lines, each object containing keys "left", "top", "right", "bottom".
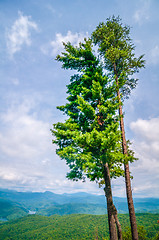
{"left": 51, "top": 39, "right": 127, "bottom": 184}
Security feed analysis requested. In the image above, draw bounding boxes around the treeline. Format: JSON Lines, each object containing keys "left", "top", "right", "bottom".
{"left": 0, "top": 214, "right": 158, "bottom": 240}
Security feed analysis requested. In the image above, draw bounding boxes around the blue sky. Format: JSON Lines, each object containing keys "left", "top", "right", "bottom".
{"left": 0, "top": 0, "right": 159, "bottom": 197}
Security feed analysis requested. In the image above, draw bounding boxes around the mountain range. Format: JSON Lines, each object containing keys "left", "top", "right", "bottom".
{"left": 0, "top": 188, "right": 159, "bottom": 221}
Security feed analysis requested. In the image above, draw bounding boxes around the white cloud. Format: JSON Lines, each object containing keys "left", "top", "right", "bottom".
{"left": 0, "top": 97, "right": 50, "bottom": 160}
{"left": 6, "top": 11, "right": 38, "bottom": 57}
{"left": 41, "top": 31, "right": 88, "bottom": 56}
{"left": 130, "top": 117, "right": 159, "bottom": 143}
{"left": 133, "top": 0, "right": 150, "bottom": 25}
{"left": 0, "top": 163, "right": 104, "bottom": 194}
{"left": 129, "top": 117, "right": 159, "bottom": 197}
{"left": 0, "top": 95, "right": 61, "bottom": 191}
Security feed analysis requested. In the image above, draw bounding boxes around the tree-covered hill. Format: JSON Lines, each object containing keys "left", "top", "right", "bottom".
{"left": 0, "top": 198, "right": 27, "bottom": 221}
{"left": 38, "top": 203, "right": 107, "bottom": 216}
{"left": 0, "top": 213, "right": 158, "bottom": 240}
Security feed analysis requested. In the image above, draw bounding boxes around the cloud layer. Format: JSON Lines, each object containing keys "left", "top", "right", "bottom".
{"left": 129, "top": 117, "right": 159, "bottom": 197}
{"left": 0, "top": 95, "right": 52, "bottom": 190}
{"left": 6, "top": 12, "right": 38, "bottom": 57}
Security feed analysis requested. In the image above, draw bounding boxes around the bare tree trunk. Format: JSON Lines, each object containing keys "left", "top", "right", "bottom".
{"left": 103, "top": 163, "right": 122, "bottom": 240}
{"left": 118, "top": 100, "right": 138, "bottom": 240}
{"left": 114, "top": 213, "right": 123, "bottom": 240}
{"left": 113, "top": 63, "right": 138, "bottom": 240}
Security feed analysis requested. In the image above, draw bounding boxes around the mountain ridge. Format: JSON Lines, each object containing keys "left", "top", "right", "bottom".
{"left": 0, "top": 188, "right": 159, "bottom": 220}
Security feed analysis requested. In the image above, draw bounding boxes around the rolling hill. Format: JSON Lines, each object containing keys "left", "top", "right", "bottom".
{"left": 0, "top": 198, "right": 28, "bottom": 220}
{"left": 0, "top": 213, "right": 159, "bottom": 239}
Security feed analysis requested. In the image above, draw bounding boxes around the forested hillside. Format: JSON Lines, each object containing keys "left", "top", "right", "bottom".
{"left": 0, "top": 213, "right": 158, "bottom": 240}
{"left": 0, "top": 198, "right": 28, "bottom": 220}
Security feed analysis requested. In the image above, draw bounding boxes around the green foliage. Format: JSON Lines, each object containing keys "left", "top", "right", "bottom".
{"left": 52, "top": 18, "right": 140, "bottom": 187}
{"left": 52, "top": 38, "right": 127, "bottom": 184}
{"left": 153, "top": 232, "right": 159, "bottom": 240}
{"left": 0, "top": 214, "right": 109, "bottom": 240}
{"left": 0, "top": 213, "right": 158, "bottom": 240}
{"left": 123, "top": 226, "right": 147, "bottom": 240}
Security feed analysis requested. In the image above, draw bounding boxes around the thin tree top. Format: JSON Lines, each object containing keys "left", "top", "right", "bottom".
{"left": 92, "top": 16, "right": 145, "bottom": 97}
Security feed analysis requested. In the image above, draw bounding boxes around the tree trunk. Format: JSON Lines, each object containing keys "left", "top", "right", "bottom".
{"left": 114, "top": 213, "right": 123, "bottom": 240}
{"left": 103, "top": 163, "right": 122, "bottom": 240}
{"left": 114, "top": 65, "right": 138, "bottom": 240}
{"left": 118, "top": 100, "right": 138, "bottom": 240}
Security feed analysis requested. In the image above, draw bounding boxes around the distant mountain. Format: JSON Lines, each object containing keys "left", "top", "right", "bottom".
{"left": 0, "top": 188, "right": 159, "bottom": 221}
{"left": 38, "top": 203, "right": 107, "bottom": 216}
{"left": 0, "top": 189, "right": 107, "bottom": 211}
{"left": 0, "top": 198, "right": 27, "bottom": 220}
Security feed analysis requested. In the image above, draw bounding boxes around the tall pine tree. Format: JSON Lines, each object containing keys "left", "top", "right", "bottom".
{"left": 92, "top": 16, "right": 145, "bottom": 240}
{"left": 51, "top": 39, "right": 128, "bottom": 239}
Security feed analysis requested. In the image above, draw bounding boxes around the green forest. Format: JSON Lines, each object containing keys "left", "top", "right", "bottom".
{"left": 0, "top": 213, "right": 159, "bottom": 240}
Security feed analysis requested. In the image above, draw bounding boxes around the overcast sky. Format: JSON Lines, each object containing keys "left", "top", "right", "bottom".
{"left": 0, "top": 0, "right": 159, "bottom": 198}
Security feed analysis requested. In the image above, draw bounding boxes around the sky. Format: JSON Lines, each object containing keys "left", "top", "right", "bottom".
{"left": 0, "top": 0, "right": 159, "bottom": 198}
